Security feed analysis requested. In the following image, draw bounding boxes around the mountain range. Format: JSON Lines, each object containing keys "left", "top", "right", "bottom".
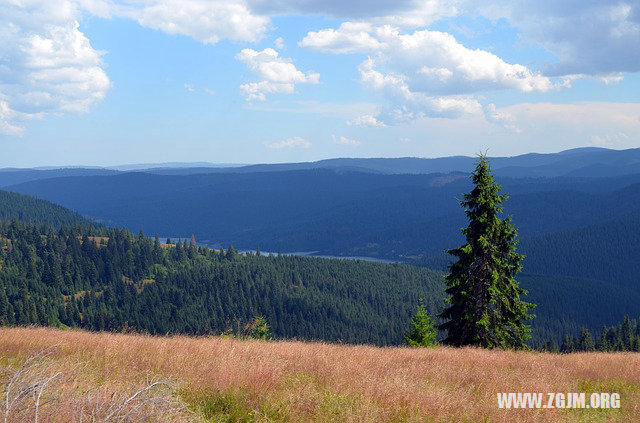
{"left": 3, "top": 147, "right": 640, "bottom": 188}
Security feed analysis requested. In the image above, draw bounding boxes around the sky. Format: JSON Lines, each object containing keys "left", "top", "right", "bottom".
{"left": 1, "top": 0, "right": 639, "bottom": 167}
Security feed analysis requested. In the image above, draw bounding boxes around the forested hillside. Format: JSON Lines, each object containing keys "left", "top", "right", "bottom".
{"left": 520, "top": 211, "right": 640, "bottom": 286}
{"left": 0, "top": 190, "right": 92, "bottom": 227}
{"left": 9, "top": 170, "right": 640, "bottom": 286}
{"left": 2, "top": 216, "right": 640, "bottom": 346}
{"left": 0, "top": 220, "right": 444, "bottom": 346}
{"left": 10, "top": 171, "right": 640, "bottom": 255}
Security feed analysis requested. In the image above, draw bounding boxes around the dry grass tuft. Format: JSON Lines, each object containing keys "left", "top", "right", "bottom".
{"left": 0, "top": 327, "right": 639, "bottom": 422}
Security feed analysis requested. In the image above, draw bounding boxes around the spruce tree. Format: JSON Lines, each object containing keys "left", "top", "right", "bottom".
{"left": 405, "top": 301, "right": 438, "bottom": 348}
{"left": 439, "top": 155, "right": 534, "bottom": 349}
{"left": 579, "top": 328, "right": 595, "bottom": 351}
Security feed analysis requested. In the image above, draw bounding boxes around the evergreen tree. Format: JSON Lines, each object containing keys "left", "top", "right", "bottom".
{"left": 439, "top": 155, "right": 534, "bottom": 349}
{"left": 225, "top": 243, "right": 238, "bottom": 260}
{"left": 561, "top": 335, "right": 576, "bottom": 353}
{"left": 579, "top": 328, "right": 595, "bottom": 351}
{"left": 405, "top": 301, "right": 437, "bottom": 348}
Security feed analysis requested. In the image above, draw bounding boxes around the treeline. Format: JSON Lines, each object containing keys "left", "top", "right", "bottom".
{"left": 0, "top": 220, "right": 444, "bottom": 346}
{"left": 539, "top": 316, "right": 640, "bottom": 352}
{"left": 0, "top": 190, "right": 92, "bottom": 227}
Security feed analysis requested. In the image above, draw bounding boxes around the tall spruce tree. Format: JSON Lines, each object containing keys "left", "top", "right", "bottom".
{"left": 439, "top": 155, "right": 534, "bottom": 349}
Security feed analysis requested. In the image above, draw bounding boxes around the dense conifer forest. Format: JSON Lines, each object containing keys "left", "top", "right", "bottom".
{"left": 0, "top": 220, "right": 444, "bottom": 345}
{"left": 0, "top": 190, "right": 91, "bottom": 227}
{"left": 1, "top": 177, "right": 639, "bottom": 348}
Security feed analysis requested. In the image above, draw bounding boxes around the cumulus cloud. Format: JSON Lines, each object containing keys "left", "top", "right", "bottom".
{"left": 3, "top": 0, "right": 637, "bottom": 135}
{"left": 284, "top": 0, "right": 640, "bottom": 77}
{"left": 469, "top": 1, "right": 640, "bottom": 77}
{"left": 131, "top": 0, "right": 269, "bottom": 44}
{"left": 266, "top": 136, "right": 311, "bottom": 149}
{"left": 301, "top": 23, "right": 558, "bottom": 126}
{"left": 0, "top": 0, "right": 110, "bottom": 135}
{"left": 236, "top": 48, "right": 319, "bottom": 101}
{"left": 303, "top": 25, "right": 554, "bottom": 94}
{"left": 357, "top": 56, "right": 484, "bottom": 124}
{"left": 1, "top": 0, "right": 269, "bottom": 134}
{"left": 333, "top": 134, "right": 361, "bottom": 145}
{"left": 288, "top": 0, "right": 640, "bottom": 80}
{"left": 300, "top": 22, "right": 386, "bottom": 53}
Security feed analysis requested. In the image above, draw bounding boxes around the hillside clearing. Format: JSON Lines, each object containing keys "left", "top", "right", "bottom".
{"left": 0, "top": 327, "right": 639, "bottom": 422}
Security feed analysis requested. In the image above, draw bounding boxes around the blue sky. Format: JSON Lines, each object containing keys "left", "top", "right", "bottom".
{"left": 1, "top": 0, "right": 639, "bottom": 167}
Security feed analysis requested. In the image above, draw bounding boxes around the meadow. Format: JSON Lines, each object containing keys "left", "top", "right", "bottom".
{"left": 0, "top": 327, "right": 639, "bottom": 422}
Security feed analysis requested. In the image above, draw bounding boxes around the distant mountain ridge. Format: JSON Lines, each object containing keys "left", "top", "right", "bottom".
{"left": 2, "top": 147, "right": 640, "bottom": 188}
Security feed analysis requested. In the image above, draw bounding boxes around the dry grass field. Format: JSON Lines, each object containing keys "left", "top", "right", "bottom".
{"left": 0, "top": 327, "right": 639, "bottom": 422}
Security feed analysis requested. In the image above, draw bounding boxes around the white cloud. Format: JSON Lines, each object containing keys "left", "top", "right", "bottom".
{"left": 236, "top": 48, "right": 319, "bottom": 101}
{"left": 469, "top": 1, "right": 640, "bottom": 77}
{"left": 347, "top": 114, "right": 387, "bottom": 127}
{"left": 302, "top": 25, "right": 554, "bottom": 94}
{"left": 266, "top": 136, "right": 311, "bottom": 149}
{"left": 264, "top": 0, "right": 640, "bottom": 80}
{"left": 357, "top": 57, "right": 483, "bottom": 124}
{"left": 301, "top": 23, "right": 558, "bottom": 126}
{"left": 333, "top": 134, "right": 361, "bottom": 145}
{"left": 183, "top": 83, "right": 195, "bottom": 92}
{"left": 203, "top": 87, "right": 216, "bottom": 95}
{"left": 0, "top": 101, "right": 26, "bottom": 136}
{"left": 283, "top": 0, "right": 640, "bottom": 77}
{"left": 300, "top": 22, "right": 386, "bottom": 53}
{"left": 274, "top": 36, "right": 285, "bottom": 49}
{"left": 0, "top": 0, "right": 110, "bottom": 135}
{"left": 130, "top": 0, "right": 269, "bottom": 44}
{"left": 399, "top": 137, "right": 412, "bottom": 143}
